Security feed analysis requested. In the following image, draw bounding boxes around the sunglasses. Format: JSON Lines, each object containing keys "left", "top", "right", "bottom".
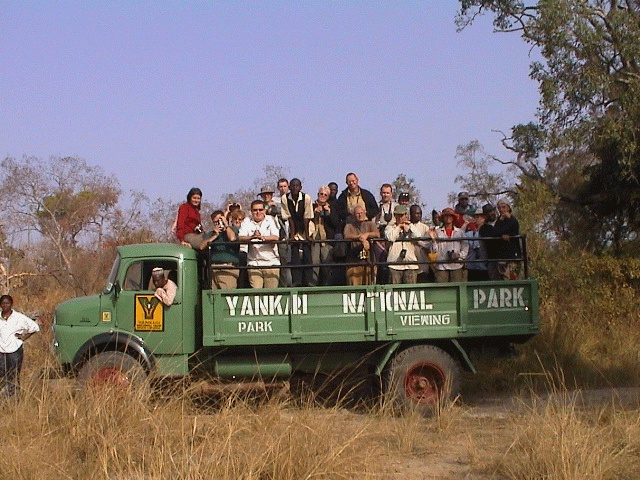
{"left": 252, "top": 208, "right": 265, "bottom": 212}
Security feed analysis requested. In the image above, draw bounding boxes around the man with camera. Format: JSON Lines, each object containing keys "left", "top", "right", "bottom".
{"left": 385, "top": 205, "right": 421, "bottom": 285}
{"left": 199, "top": 210, "right": 240, "bottom": 290}
{"left": 428, "top": 207, "right": 468, "bottom": 283}
{"left": 259, "top": 185, "right": 291, "bottom": 287}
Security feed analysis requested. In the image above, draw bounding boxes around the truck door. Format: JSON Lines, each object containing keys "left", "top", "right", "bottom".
{"left": 115, "top": 259, "right": 185, "bottom": 354}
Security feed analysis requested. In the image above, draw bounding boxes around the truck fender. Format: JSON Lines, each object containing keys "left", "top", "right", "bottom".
{"left": 375, "top": 340, "right": 476, "bottom": 376}
{"left": 72, "top": 331, "right": 156, "bottom": 374}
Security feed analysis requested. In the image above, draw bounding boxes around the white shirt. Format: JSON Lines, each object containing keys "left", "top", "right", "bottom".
{"left": 238, "top": 216, "right": 281, "bottom": 266}
{"left": 385, "top": 223, "right": 420, "bottom": 271}
{"left": 410, "top": 221, "right": 432, "bottom": 274}
{"left": 431, "top": 226, "right": 469, "bottom": 271}
{"left": 0, "top": 310, "right": 40, "bottom": 354}
{"left": 154, "top": 279, "right": 177, "bottom": 306}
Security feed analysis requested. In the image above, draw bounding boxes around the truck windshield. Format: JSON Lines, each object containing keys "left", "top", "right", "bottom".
{"left": 102, "top": 254, "right": 121, "bottom": 294}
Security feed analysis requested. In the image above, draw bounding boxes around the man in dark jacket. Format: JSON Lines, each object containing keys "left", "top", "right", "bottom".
{"left": 336, "top": 172, "right": 379, "bottom": 225}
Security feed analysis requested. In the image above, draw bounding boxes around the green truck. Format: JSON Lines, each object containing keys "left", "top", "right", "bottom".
{"left": 53, "top": 242, "right": 539, "bottom": 413}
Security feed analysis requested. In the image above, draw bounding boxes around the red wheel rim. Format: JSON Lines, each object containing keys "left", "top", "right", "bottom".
{"left": 404, "top": 363, "right": 446, "bottom": 405}
{"left": 90, "top": 367, "right": 131, "bottom": 389}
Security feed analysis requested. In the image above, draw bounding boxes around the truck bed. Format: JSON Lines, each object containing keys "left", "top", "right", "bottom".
{"left": 202, "top": 280, "right": 538, "bottom": 347}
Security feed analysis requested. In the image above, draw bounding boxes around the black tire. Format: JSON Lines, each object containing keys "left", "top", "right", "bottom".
{"left": 384, "top": 345, "right": 461, "bottom": 415}
{"left": 77, "top": 351, "right": 148, "bottom": 393}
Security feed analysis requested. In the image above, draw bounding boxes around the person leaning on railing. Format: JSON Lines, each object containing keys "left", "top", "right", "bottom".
{"left": 238, "top": 200, "right": 281, "bottom": 289}
{"left": 343, "top": 205, "right": 379, "bottom": 286}
{"left": 428, "top": 207, "right": 468, "bottom": 283}
{"left": 384, "top": 205, "right": 420, "bottom": 284}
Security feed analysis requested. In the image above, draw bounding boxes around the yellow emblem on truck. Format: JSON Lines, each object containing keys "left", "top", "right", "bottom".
{"left": 134, "top": 295, "right": 164, "bottom": 332}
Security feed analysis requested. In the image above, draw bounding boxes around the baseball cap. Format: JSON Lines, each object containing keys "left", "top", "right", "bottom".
{"left": 393, "top": 205, "right": 408, "bottom": 215}
{"left": 482, "top": 203, "right": 496, "bottom": 214}
{"left": 458, "top": 191, "right": 470, "bottom": 199}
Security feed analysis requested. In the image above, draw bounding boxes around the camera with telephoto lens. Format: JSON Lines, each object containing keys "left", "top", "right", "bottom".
{"left": 447, "top": 250, "right": 456, "bottom": 261}
{"left": 383, "top": 212, "right": 392, "bottom": 223}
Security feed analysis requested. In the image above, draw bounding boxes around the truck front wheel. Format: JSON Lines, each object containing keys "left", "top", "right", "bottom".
{"left": 385, "top": 345, "right": 461, "bottom": 415}
{"left": 77, "top": 351, "right": 148, "bottom": 393}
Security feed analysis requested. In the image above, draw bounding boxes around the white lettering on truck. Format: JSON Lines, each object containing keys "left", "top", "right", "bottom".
{"left": 473, "top": 288, "right": 525, "bottom": 309}
{"left": 342, "top": 291, "right": 433, "bottom": 314}
{"left": 238, "top": 321, "right": 273, "bottom": 333}
{"left": 226, "top": 294, "right": 308, "bottom": 317}
{"left": 399, "top": 314, "right": 451, "bottom": 326}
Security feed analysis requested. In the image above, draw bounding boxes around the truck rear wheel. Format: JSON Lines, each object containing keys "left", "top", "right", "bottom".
{"left": 385, "top": 345, "right": 461, "bottom": 415}
{"left": 77, "top": 351, "right": 148, "bottom": 393}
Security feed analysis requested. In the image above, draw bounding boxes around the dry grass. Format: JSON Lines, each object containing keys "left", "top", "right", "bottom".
{"left": 484, "top": 371, "right": 640, "bottom": 480}
{"left": 2, "top": 336, "right": 640, "bottom": 480}
{"left": 2, "top": 336, "right": 477, "bottom": 480}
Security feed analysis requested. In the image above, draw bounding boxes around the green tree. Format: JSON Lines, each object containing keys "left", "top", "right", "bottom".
{"left": 457, "top": 1, "right": 640, "bottom": 253}
{"left": 392, "top": 173, "right": 423, "bottom": 207}
{"left": 453, "top": 140, "right": 515, "bottom": 206}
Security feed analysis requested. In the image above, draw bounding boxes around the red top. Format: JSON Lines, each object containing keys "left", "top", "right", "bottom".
{"left": 175, "top": 202, "right": 201, "bottom": 242}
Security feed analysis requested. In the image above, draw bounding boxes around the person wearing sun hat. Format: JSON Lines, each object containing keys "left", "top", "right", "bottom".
{"left": 428, "top": 207, "right": 468, "bottom": 283}
{"left": 385, "top": 204, "right": 421, "bottom": 284}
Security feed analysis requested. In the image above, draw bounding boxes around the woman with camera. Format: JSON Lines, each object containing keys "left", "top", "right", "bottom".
{"left": 199, "top": 210, "right": 239, "bottom": 290}
{"left": 428, "top": 207, "right": 468, "bottom": 283}
{"left": 176, "top": 187, "right": 205, "bottom": 248}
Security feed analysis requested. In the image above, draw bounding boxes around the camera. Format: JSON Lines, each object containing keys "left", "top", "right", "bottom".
{"left": 447, "top": 250, "right": 455, "bottom": 261}
{"left": 399, "top": 248, "right": 407, "bottom": 261}
{"left": 194, "top": 224, "right": 203, "bottom": 234}
{"left": 383, "top": 212, "right": 392, "bottom": 223}
{"left": 216, "top": 219, "right": 225, "bottom": 230}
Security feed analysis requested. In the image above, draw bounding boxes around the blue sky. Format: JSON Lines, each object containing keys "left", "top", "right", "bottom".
{"left": 1, "top": 1, "right": 538, "bottom": 211}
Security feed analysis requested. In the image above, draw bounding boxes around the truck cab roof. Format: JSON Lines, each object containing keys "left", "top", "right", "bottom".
{"left": 116, "top": 243, "right": 198, "bottom": 261}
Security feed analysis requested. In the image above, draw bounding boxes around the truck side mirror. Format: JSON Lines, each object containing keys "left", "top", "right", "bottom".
{"left": 113, "top": 280, "right": 121, "bottom": 298}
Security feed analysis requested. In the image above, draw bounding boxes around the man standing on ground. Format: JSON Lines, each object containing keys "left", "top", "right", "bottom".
{"left": 0, "top": 294, "right": 39, "bottom": 399}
